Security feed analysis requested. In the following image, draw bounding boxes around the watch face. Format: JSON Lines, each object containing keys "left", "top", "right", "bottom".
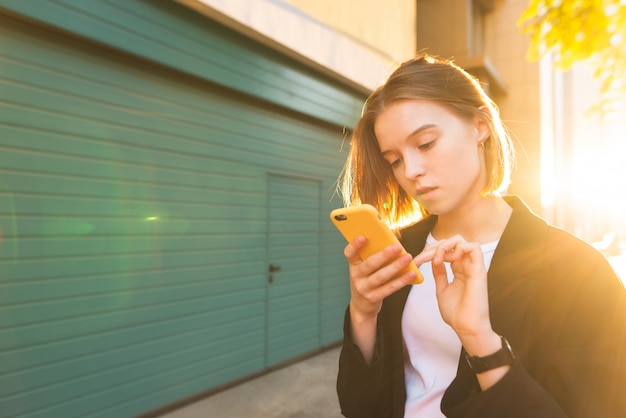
{"left": 464, "top": 336, "right": 516, "bottom": 373}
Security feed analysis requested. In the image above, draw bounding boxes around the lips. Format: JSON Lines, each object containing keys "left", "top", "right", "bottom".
{"left": 416, "top": 187, "right": 437, "bottom": 199}
{"left": 416, "top": 186, "right": 435, "bottom": 195}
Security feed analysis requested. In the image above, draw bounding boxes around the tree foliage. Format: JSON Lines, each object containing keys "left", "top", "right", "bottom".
{"left": 519, "top": 0, "right": 626, "bottom": 112}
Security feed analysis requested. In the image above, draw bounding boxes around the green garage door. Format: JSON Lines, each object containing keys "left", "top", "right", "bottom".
{"left": 267, "top": 174, "right": 322, "bottom": 366}
{"left": 0, "top": 9, "right": 352, "bottom": 418}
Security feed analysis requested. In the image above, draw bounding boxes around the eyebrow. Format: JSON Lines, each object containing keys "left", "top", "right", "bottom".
{"left": 380, "top": 124, "right": 438, "bottom": 156}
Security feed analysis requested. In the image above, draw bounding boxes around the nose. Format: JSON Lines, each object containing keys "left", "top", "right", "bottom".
{"left": 403, "top": 151, "right": 425, "bottom": 179}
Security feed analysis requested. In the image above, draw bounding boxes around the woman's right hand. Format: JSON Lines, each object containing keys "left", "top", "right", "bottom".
{"left": 345, "top": 236, "right": 417, "bottom": 319}
{"left": 343, "top": 236, "right": 417, "bottom": 362}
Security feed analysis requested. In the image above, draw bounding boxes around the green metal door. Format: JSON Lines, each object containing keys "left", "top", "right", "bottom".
{"left": 266, "top": 174, "right": 321, "bottom": 366}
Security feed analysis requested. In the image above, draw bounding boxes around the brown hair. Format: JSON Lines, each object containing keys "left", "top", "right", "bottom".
{"left": 339, "top": 54, "right": 515, "bottom": 226}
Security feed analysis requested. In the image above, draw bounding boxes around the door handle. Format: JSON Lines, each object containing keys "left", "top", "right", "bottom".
{"left": 268, "top": 264, "right": 282, "bottom": 273}
{"left": 268, "top": 264, "right": 281, "bottom": 284}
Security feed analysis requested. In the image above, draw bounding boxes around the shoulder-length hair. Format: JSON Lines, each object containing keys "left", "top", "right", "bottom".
{"left": 339, "top": 54, "right": 515, "bottom": 227}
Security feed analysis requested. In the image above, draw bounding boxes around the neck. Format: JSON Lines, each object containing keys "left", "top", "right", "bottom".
{"left": 432, "top": 195, "right": 512, "bottom": 244}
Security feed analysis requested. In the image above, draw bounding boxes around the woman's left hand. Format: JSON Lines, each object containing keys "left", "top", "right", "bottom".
{"left": 414, "top": 235, "right": 513, "bottom": 389}
{"left": 413, "top": 235, "right": 493, "bottom": 342}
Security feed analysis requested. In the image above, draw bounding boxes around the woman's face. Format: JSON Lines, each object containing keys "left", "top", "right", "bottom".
{"left": 374, "top": 99, "right": 489, "bottom": 216}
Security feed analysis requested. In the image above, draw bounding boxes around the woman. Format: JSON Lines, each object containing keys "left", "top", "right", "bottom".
{"left": 336, "top": 54, "right": 626, "bottom": 418}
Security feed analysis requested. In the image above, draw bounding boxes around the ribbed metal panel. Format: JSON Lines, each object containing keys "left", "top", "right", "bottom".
{"left": 0, "top": 5, "right": 352, "bottom": 417}
{"left": 0, "top": 0, "right": 364, "bottom": 128}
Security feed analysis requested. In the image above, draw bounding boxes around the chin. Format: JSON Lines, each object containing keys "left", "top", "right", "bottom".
{"left": 418, "top": 201, "right": 440, "bottom": 215}
{"left": 420, "top": 201, "right": 452, "bottom": 217}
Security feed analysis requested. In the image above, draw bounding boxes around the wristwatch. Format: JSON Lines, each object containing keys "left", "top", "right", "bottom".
{"left": 464, "top": 336, "right": 516, "bottom": 374}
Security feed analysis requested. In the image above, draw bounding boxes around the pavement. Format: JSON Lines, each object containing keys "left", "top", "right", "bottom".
{"left": 156, "top": 346, "right": 344, "bottom": 418}
{"left": 154, "top": 253, "right": 626, "bottom": 418}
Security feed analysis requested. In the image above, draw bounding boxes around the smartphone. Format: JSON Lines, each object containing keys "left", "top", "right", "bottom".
{"left": 330, "top": 204, "right": 423, "bottom": 285}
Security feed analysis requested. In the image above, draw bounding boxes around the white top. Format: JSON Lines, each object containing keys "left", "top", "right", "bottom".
{"left": 402, "top": 234, "right": 499, "bottom": 417}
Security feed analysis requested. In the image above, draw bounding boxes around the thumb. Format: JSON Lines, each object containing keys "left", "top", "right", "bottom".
{"left": 431, "top": 260, "right": 449, "bottom": 294}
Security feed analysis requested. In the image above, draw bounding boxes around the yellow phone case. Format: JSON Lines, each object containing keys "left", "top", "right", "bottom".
{"left": 330, "top": 204, "right": 423, "bottom": 284}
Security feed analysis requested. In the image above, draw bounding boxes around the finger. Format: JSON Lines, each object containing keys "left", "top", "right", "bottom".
{"left": 357, "top": 243, "right": 405, "bottom": 275}
{"left": 343, "top": 235, "right": 367, "bottom": 264}
{"left": 433, "top": 244, "right": 454, "bottom": 265}
{"left": 371, "top": 252, "right": 414, "bottom": 285}
{"left": 432, "top": 235, "right": 469, "bottom": 264}
{"left": 431, "top": 259, "right": 449, "bottom": 294}
{"left": 446, "top": 241, "right": 482, "bottom": 265}
{"left": 412, "top": 243, "right": 439, "bottom": 265}
{"left": 415, "top": 236, "right": 465, "bottom": 265}
{"left": 355, "top": 251, "right": 415, "bottom": 296}
{"left": 368, "top": 266, "right": 417, "bottom": 300}
{"left": 350, "top": 253, "right": 415, "bottom": 305}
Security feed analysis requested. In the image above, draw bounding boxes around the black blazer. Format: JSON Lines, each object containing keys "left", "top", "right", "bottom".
{"left": 337, "top": 196, "right": 626, "bottom": 417}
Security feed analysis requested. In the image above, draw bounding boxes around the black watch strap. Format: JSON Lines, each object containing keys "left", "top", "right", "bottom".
{"left": 464, "top": 336, "right": 516, "bottom": 374}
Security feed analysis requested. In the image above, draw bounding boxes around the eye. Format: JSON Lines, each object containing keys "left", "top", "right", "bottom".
{"left": 417, "top": 139, "right": 436, "bottom": 151}
{"left": 382, "top": 152, "right": 402, "bottom": 168}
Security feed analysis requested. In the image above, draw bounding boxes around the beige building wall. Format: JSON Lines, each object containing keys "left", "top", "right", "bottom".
{"left": 176, "top": 0, "right": 416, "bottom": 92}
{"left": 483, "top": 0, "right": 542, "bottom": 213}
{"left": 285, "top": 0, "right": 417, "bottom": 63}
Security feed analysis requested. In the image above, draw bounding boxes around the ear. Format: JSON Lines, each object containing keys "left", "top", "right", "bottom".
{"left": 474, "top": 107, "right": 491, "bottom": 145}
